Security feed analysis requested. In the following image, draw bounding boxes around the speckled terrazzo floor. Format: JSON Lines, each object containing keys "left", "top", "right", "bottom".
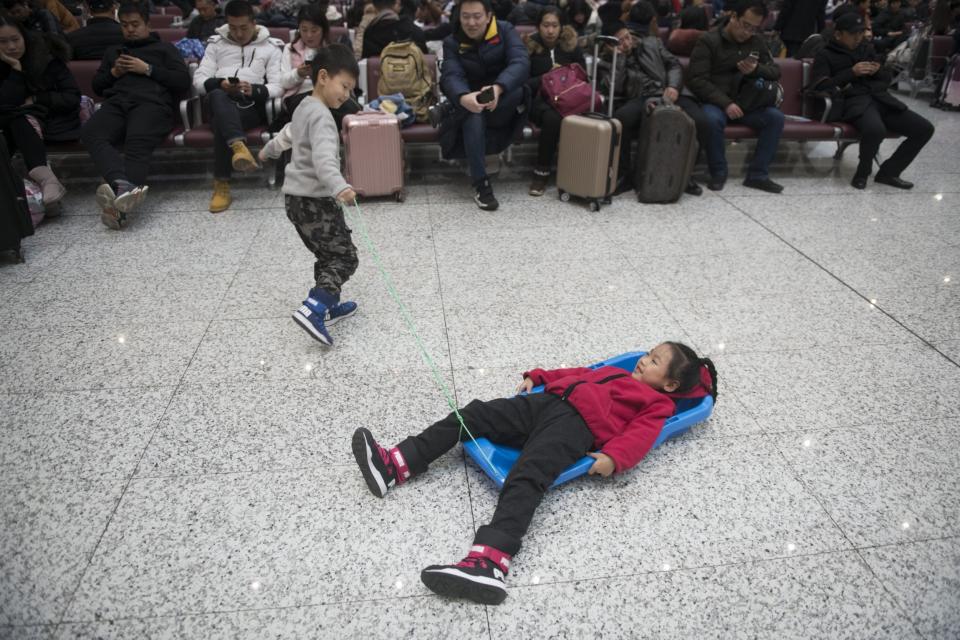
{"left": 1, "top": 94, "right": 958, "bottom": 640}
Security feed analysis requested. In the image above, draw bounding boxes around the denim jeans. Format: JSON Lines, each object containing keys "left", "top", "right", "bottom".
{"left": 701, "top": 104, "right": 785, "bottom": 181}
{"left": 459, "top": 86, "right": 525, "bottom": 184}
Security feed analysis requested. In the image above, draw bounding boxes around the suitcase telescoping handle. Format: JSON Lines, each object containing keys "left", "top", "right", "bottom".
{"left": 591, "top": 35, "right": 621, "bottom": 118}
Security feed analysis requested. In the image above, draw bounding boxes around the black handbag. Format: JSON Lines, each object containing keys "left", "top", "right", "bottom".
{"left": 736, "top": 76, "right": 784, "bottom": 112}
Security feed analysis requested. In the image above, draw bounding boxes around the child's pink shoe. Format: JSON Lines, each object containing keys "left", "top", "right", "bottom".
{"left": 420, "top": 544, "right": 511, "bottom": 605}
{"left": 351, "top": 428, "right": 410, "bottom": 498}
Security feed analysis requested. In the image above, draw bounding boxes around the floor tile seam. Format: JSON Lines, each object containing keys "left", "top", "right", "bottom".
{"left": 679, "top": 337, "right": 922, "bottom": 358}
{"left": 851, "top": 546, "right": 931, "bottom": 640}
{"left": 51, "top": 258, "right": 252, "bottom": 626}
{"left": 717, "top": 195, "right": 960, "bottom": 370}
{"left": 766, "top": 434, "right": 864, "bottom": 555}
{"left": 425, "top": 220, "right": 485, "bottom": 579}
{"left": 504, "top": 545, "right": 873, "bottom": 592}
{"left": 760, "top": 416, "right": 959, "bottom": 437}
{"left": 54, "top": 423, "right": 838, "bottom": 481}
{"left": 852, "top": 533, "right": 960, "bottom": 555}
{"left": 51, "top": 592, "right": 450, "bottom": 627}
{"left": 0, "top": 384, "right": 180, "bottom": 396}
{"left": 593, "top": 222, "right": 697, "bottom": 346}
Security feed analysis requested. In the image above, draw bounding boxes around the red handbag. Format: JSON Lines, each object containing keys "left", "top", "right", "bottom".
{"left": 539, "top": 63, "right": 601, "bottom": 117}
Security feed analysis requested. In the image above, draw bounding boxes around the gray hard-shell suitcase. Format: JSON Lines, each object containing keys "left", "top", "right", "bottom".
{"left": 634, "top": 101, "right": 698, "bottom": 203}
{"left": 556, "top": 36, "right": 622, "bottom": 212}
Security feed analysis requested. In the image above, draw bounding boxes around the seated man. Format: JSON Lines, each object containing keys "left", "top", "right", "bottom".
{"left": 812, "top": 11, "right": 933, "bottom": 189}
{"left": 686, "top": 0, "right": 785, "bottom": 193}
{"left": 193, "top": 0, "right": 283, "bottom": 213}
{"left": 598, "top": 4, "right": 702, "bottom": 196}
{"left": 81, "top": 2, "right": 191, "bottom": 228}
{"left": 2, "top": 0, "right": 60, "bottom": 33}
{"left": 186, "top": 0, "right": 226, "bottom": 41}
{"left": 361, "top": 0, "right": 428, "bottom": 58}
{"left": 66, "top": 0, "right": 122, "bottom": 60}
{"left": 431, "top": 0, "right": 529, "bottom": 210}
{"left": 872, "top": 0, "right": 908, "bottom": 53}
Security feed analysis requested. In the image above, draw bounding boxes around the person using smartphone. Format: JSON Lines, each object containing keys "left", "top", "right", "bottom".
{"left": 192, "top": 0, "right": 284, "bottom": 213}
{"left": 80, "top": 2, "right": 192, "bottom": 227}
{"left": 686, "top": 0, "right": 786, "bottom": 193}
{"left": 429, "top": 0, "right": 530, "bottom": 211}
{"left": 811, "top": 11, "right": 933, "bottom": 190}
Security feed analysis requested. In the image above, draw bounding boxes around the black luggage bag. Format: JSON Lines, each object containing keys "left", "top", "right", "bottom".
{"left": 633, "top": 102, "right": 698, "bottom": 203}
{"left": 0, "top": 137, "right": 34, "bottom": 262}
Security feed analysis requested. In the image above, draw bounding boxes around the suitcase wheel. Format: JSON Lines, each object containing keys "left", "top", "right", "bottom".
{"left": 395, "top": 190, "right": 406, "bottom": 203}
{"left": 558, "top": 190, "right": 570, "bottom": 202}
{"left": 589, "top": 200, "right": 600, "bottom": 212}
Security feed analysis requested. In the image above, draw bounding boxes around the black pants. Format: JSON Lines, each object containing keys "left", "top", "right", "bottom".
{"left": 397, "top": 393, "right": 595, "bottom": 556}
{"left": 675, "top": 95, "right": 712, "bottom": 168}
{"left": 529, "top": 98, "right": 563, "bottom": 170}
{"left": 850, "top": 102, "right": 934, "bottom": 179}
{"left": 284, "top": 194, "right": 359, "bottom": 296}
{"left": 614, "top": 97, "right": 650, "bottom": 178}
{"left": 80, "top": 100, "right": 174, "bottom": 188}
{"left": 207, "top": 88, "right": 265, "bottom": 180}
{"left": 1, "top": 116, "right": 47, "bottom": 170}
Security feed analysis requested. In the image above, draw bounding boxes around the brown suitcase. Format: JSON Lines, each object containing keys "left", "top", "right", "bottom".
{"left": 556, "top": 36, "right": 622, "bottom": 212}
{"left": 342, "top": 111, "right": 406, "bottom": 202}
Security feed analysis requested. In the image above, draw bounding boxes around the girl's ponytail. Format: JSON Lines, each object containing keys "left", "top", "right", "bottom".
{"left": 699, "top": 357, "right": 718, "bottom": 402}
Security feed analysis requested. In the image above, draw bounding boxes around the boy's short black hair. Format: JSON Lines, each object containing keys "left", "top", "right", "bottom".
{"left": 224, "top": 0, "right": 255, "bottom": 19}
{"left": 117, "top": 1, "right": 149, "bottom": 21}
{"left": 310, "top": 43, "right": 360, "bottom": 85}
{"left": 372, "top": 0, "right": 395, "bottom": 10}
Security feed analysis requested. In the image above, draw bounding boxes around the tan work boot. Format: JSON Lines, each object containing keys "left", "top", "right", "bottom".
{"left": 230, "top": 141, "right": 258, "bottom": 172}
{"left": 209, "top": 179, "right": 232, "bottom": 213}
{"left": 96, "top": 183, "right": 123, "bottom": 230}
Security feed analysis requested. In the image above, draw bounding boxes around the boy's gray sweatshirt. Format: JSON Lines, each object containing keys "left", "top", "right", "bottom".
{"left": 282, "top": 96, "right": 351, "bottom": 199}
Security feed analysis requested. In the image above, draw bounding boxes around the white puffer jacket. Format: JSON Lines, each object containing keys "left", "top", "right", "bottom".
{"left": 193, "top": 24, "right": 285, "bottom": 97}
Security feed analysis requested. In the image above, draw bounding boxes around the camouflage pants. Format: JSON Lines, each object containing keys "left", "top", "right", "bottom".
{"left": 284, "top": 195, "right": 359, "bottom": 296}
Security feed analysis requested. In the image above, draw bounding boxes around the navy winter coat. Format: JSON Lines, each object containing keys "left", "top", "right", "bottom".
{"left": 438, "top": 19, "right": 531, "bottom": 159}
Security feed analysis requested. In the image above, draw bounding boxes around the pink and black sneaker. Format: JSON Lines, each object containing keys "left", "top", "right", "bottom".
{"left": 351, "top": 427, "right": 411, "bottom": 498}
{"left": 420, "top": 545, "right": 511, "bottom": 605}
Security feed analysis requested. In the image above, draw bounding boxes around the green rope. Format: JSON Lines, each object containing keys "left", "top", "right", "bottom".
{"left": 343, "top": 201, "right": 503, "bottom": 482}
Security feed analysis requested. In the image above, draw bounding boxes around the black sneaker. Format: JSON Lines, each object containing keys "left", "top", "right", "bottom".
{"left": 474, "top": 178, "right": 499, "bottom": 211}
{"left": 351, "top": 427, "right": 407, "bottom": 498}
{"left": 742, "top": 177, "right": 784, "bottom": 193}
{"left": 428, "top": 101, "right": 455, "bottom": 128}
{"left": 706, "top": 175, "right": 726, "bottom": 191}
{"left": 421, "top": 546, "right": 510, "bottom": 605}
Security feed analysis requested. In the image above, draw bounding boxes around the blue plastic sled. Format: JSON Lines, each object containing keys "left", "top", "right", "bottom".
{"left": 462, "top": 350, "right": 714, "bottom": 489}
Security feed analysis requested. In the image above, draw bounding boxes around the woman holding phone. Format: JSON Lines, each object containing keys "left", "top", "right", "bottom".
{"left": 811, "top": 11, "right": 933, "bottom": 189}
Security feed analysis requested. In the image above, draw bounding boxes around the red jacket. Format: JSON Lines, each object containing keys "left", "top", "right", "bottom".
{"left": 522, "top": 365, "right": 710, "bottom": 473}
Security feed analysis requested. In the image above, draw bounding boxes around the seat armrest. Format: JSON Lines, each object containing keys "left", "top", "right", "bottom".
{"left": 803, "top": 89, "right": 833, "bottom": 123}
{"left": 179, "top": 96, "right": 201, "bottom": 132}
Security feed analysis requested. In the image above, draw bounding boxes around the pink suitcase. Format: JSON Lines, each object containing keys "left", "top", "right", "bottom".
{"left": 342, "top": 112, "right": 406, "bottom": 202}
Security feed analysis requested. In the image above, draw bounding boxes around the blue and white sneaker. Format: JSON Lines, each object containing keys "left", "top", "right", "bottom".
{"left": 292, "top": 299, "right": 333, "bottom": 346}
{"left": 325, "top": 299, "right": 357, "bottom": 326}
{"left": 306, "top": 287, "right": 357, "bottom": 327}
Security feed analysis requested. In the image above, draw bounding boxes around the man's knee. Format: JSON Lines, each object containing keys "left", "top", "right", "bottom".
{"left": 859, "top": 122, "right": 886, "bottom": 143}
{"left": 915, "top": 115, "right": 935, "bottom": 142}
{"left": 764, "top": 107, "right": 785, "bottom": 130}
{"left": 703, "top": 106, "right": 726, "bottom": 132}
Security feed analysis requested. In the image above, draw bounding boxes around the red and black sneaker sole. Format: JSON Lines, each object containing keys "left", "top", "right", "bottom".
{"left": 420, "top": 567, "right": 507, "bottom": 605}
{"left": 351, "top": 428, "right": 389, "bottom": 498}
